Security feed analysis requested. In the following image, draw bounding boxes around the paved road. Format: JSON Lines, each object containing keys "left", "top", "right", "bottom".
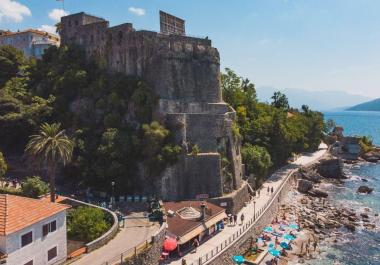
{"left": 71, "top": 213, "right": 159, "bottom": 265}
{"left": 169, "top": 145, "right": 328, "bottom": 265}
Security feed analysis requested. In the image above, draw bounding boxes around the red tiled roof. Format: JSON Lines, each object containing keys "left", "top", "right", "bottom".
{"left": 0, "top": 194, "right": 70, "bottom": 235}
{"left": 0, "top": 29, "right": 59, "bottom": 40}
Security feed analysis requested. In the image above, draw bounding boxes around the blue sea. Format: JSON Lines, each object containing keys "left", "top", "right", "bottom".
{"left": 309, "top": 111, "right": 380, "bottom": 265}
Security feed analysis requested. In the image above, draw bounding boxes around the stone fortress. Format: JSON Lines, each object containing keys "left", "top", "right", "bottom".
{"left": 60, "top": 11, "right": 244, "bottom": 201}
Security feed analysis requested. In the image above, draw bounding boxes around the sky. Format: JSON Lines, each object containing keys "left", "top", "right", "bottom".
{"left": 1, "top": 0, "right": 380, "bottom": 98}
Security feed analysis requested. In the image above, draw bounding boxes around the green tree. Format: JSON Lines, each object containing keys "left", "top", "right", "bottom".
{"left": 21, "top": 176, "right": 49, "bottom": 198}
{"left": 241, "top": 143, "right": 272, "bottom": 183}
{"left": 0, "top": 45, "right": 25, "bottom": 87}
{"left": 67, "top": 206, "right": 110, "bottom": 242}
{"left": 25, "top": 123, "right": 74, "bottom": 202}
{"left": 271, "top": 91, "right": 289, "bottom": 110}
{"left": 0, "top": 151, "right": 7, "bottom": 185}
{"left": 325, "top": 119, "right": 336, "bottom": 133}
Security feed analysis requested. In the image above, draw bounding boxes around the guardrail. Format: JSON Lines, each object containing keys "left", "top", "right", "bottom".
{"left": 187, "top": 150, "right": 327, "bottom": 265}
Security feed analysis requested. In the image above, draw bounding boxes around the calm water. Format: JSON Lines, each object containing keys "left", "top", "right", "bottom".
{"left": 310, "top": 111, "right": 380, "bottom": 265}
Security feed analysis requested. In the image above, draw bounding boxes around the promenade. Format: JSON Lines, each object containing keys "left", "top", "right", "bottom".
{"left": 169, "top": 144, "right": 328, "bottom": 265}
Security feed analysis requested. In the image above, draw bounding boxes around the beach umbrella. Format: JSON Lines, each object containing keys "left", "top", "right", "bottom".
{"left": 289, "top": 223, "right": 299, "bottom": 230}
{"left": 268, "top": 248, "right": 281, "bottom": 257}
{"left": 280, "top": 241, "right": 289, "bottom": 249}
{"left": 232, "top": 255, "right": 245, "bottom": 264}
{"left": 283, "top": 234, "right": 295, "bottom": 241}
{"left": 163, "top": 238, "right": 177, "bottom": 252}
{"left": 263, "top": 226, "right": 273, "bottom": 233}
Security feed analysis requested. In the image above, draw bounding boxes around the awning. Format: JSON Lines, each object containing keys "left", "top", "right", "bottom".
{"left": 177, "top": 211, "right": 227, "bottom": 244}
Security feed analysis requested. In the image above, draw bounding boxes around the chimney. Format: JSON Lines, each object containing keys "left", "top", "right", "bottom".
{"left": 200, "top": 202, "right": 206, "bottom": 221}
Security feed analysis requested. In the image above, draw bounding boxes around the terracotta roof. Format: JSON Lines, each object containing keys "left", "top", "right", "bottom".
{"left": 163, "top": 201, "right": 225, "bottom": 242}
{"left": 0, "top": 29, "right": 59, "bottom": 40}
{"left": 0, "top": 194, "right": 70, "bottom": 236}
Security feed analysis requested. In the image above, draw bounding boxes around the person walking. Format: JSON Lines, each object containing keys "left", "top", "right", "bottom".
{"left": 229, "top": 214, "right": 233, "bottom": 225}
{"left": 240, "top": 213, "right": 245, "bottom": 225}
{"left": 233, "top": 214, "right": 238, "bottom": 226}
{"left": 313, "top": 241, "right": 318, "bottom": 252}
{"left": 271, "top": 187, "right": 274, "bottom": 194}
{"left": 267, "top": 186, "right": 270, "bottom": 194}
{"left": 193, "top": 238, "right": 199, "bottom": 253}
{"left": 182, "top": 258, "right": 187, "bottom": 265}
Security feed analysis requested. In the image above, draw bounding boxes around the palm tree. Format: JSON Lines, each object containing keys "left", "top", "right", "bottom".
{"left": 25, "top": 123, "right": 74, "bottom": 202}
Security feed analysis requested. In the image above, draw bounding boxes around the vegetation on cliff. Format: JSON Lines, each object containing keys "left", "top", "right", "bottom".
{"left": 221, "top": 68, "right": 325, "bottom": 186}
{"left": 0, "top": 45, "right": 180, "bottom": 194}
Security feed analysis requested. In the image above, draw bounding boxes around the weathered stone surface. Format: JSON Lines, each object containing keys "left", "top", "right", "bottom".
{"left": 308, "top": 188, "right": 328, "bottom": 198}
{"left": 357, "top": 185, "right": 373, "bottom": 194}
{"left": 60, "top": 12, "right": 244, "bottom": 201}
{"left": 316, "top": 158, "right": 345, "bottom": 179}
{"left": 298, "top": 179, "right": 313, "bottom": 193}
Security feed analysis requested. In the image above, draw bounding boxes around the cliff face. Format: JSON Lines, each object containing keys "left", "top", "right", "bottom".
{"left": 60, "top": 12, "right": 243, "bottom": 200}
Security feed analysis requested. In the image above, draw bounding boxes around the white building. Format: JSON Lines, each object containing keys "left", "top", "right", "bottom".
{"left": 0, "top": 29, "right": 60, "bottom": 58}
{"left": 0, "top": 194, "right": 70, "bottom": 265}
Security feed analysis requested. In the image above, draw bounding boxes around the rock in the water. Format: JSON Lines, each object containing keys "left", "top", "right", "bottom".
{"left": 360, "top": 213, "right": 369, "bottom": 219}
{"left": 361, "top": 178, "right": 368, "bottom": 182}
{"left": 298, "top": 179, "right": 313, "bottom": 193}
{"left": 357, "top": 185, "right": 374, "bottom": 194}
{"left": 308, "top": 188, "right": 328, "bottom": 198}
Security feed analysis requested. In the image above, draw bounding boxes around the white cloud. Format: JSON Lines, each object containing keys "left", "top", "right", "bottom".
{"left": 39, "top": 25, "right": 57, "bottom": 35}
{"left": 0, "top": 0, "right": 31, "bottom": 23}
{"left": 48, "top": 8, "right": 68, "bottom": 22}
{"left": 128, "top": 7, "right": 145, "bottom": 16}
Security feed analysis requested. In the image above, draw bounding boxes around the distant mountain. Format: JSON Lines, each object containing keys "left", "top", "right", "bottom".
{"left": 256, "top": 86, "right": 372, "bottom": 111}
{"left": 347, "top": 98, "right": 380, "bottom": 111}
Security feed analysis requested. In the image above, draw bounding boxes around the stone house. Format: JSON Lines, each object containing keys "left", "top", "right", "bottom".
{"left": 0, "top": 194, "right": 70, "bottom": 265}
{"left": 0, "top": 29, "right": 59, "bottom": 58}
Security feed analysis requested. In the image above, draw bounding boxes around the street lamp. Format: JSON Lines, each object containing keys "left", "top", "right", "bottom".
{"left": 111, "top": 181, "right": 115, "bottom": 209}
{"left": 253, "top": 201, "right": 256, "bottom": 221}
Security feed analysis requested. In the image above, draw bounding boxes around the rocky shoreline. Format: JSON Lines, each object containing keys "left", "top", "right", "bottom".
{"left": 279, "top": 153, "right": 379, "bottom": 264}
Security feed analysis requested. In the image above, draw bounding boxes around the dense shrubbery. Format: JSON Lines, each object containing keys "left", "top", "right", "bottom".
{"left": 0, "top": 45, "right": 180, "bottom": 194}
{"left": 21, "top": 176, "right": 50, "bottom": 198}
{"left": 221, "top": 68, "right": 325, "bottom": 186}
{"left": 67, "top": 206, "right": 111, "bottom": 242}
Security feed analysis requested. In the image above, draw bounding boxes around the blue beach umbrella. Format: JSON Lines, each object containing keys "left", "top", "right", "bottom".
{"left": 232, "top": 255, "right": 245, "bottom": 264}
{"left": 289, "top": 223, "right": 299, "bottom": 230}
{"left": 280, "top": 241, "right": 289, "bottom": 249}
{"left": 283, "top": 234, "right": 295, "bottom": 241}
{"left": 268, "top": 248, "right": 281, "bottom": 257}
{"left": 263, "top": 226, "right": 273, "bottom": 233}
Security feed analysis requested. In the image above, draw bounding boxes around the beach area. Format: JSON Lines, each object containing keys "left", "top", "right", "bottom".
{"left": 254, "top": 157, "right": 380, "bottom": 265}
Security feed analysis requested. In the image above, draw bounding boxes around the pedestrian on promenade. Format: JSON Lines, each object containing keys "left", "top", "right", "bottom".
{"left": 240, "top": 213, "right": 245, "bottom": 225}
{"left": 267, "top": 186, "right": 270, "bottom": 194}
{"left": 229, "top": 214, "right": 233, "bottom": 225}
{"left": 271, "top": 187, "right": 274, "bottom": 194}
{"left": 193, "top": 238, "right": 199, "bottom": 253}
{"left": 233, "top": 214, "right": 238, "bottom": 226}
{"left": 182, "top": 258, "right": 187, "bottom": 265}
{"left": 313, "top": 241, "right": 317, "bottom": 252}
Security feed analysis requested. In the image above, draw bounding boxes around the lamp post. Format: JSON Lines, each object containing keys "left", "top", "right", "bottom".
{"left": 253, "top": 201, "right": 256, "bottom": 221}
{"left": 111, "top": 181, "right": 115, "bottom": 209}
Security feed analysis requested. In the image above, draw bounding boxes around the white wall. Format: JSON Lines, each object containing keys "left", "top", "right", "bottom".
{"left": 5, "top": 211, "right": 67, "bottom": 265}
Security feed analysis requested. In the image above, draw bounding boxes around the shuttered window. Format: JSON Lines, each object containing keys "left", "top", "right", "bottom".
{"left": 47, "top": 246, "right": 57, "bottom": 261}
{"left": 42, "top": 220, "right": 57, "bottom": 237}
{"left": 21, "top": 231, "right": 33, "bottom": 247}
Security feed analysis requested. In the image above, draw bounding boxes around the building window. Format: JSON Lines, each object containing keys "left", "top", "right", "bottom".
{"left": 69, "top": 21, "right": 72, "bottom": 27}
{"left": 48, "top": 246, "right": 57, "bottom": 261}
{"left": 42, "top": 220, "right": 57, "bottom": 237}
{"left": 21, "top": 231, "right": 33, "bottom": 247}
{"left": 23, "top": 261, "right": 33, "bottom": 265}
{"left": 75, "top": 20, "right": 79, "bottom": 26}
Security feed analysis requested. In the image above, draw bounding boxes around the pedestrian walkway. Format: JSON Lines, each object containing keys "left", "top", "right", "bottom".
{"left": 71, "top": 213, "right": 159, "bottom": 265}
{"left": 169, "top": 146, "right": 327, "bottom": 265}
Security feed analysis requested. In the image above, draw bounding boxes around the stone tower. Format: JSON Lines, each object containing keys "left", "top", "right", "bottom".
{"left": 60, "top": 12, "right": 244, "bottom": 200}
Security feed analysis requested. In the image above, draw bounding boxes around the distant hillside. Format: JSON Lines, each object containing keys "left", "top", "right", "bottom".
{"left": 256, "top": 86, "right": 372, "bottom": 111}
{"left": 347, "top": 98, "right": 380, "bottom": 111}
